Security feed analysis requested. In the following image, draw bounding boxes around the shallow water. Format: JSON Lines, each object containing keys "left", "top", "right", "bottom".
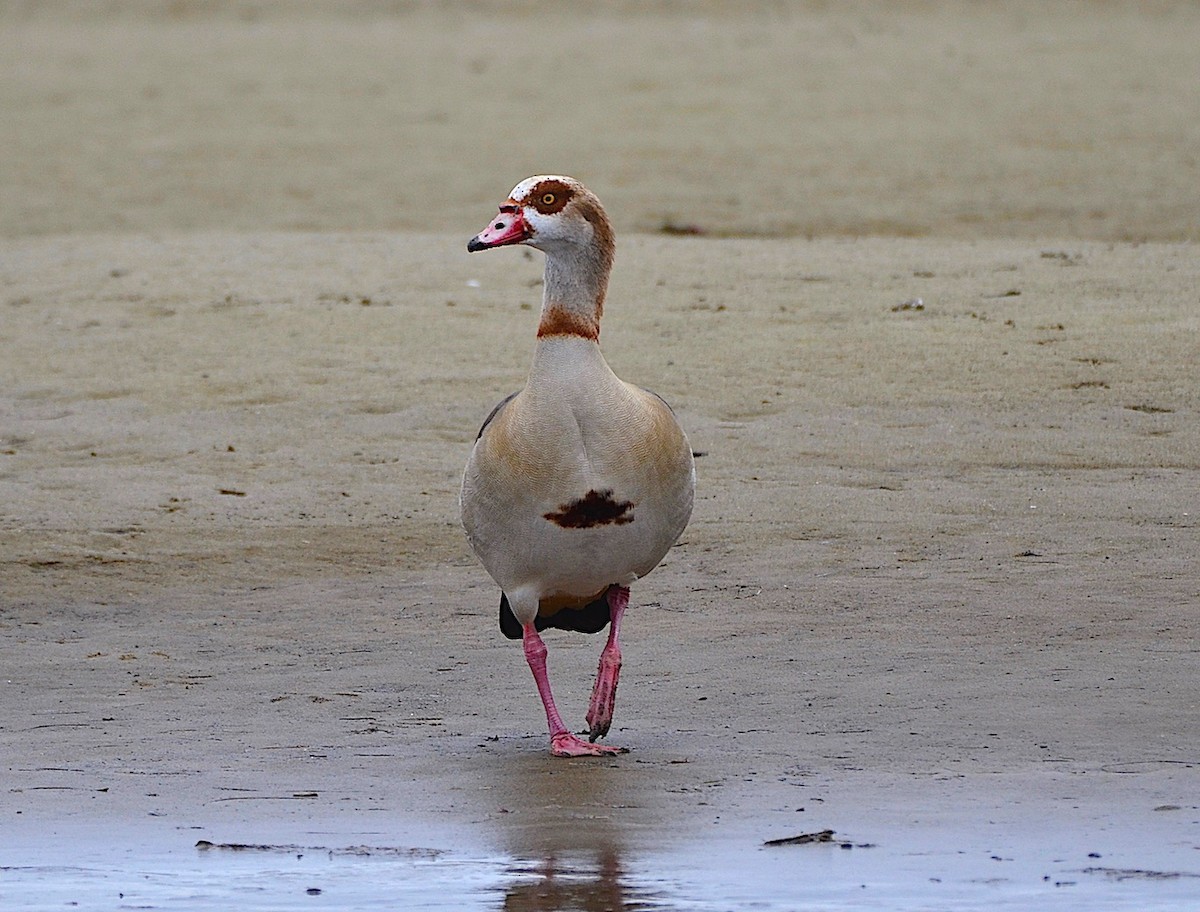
{"left": 5, "top": 810, "right": 1197, "bottom": 911}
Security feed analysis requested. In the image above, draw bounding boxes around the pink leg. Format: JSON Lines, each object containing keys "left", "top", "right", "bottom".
{"left": 585, "top": 585, "right": 629, "bottom": 742}
{"left": 522, "top": 623, "right": 625, "bottom": 757}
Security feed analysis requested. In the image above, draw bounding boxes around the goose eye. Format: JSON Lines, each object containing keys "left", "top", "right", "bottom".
{"left": 541, "top": 193, "right": 556, "bottom": 206}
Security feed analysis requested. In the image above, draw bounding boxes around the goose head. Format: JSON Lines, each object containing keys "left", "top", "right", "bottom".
{"left": 467, "top": 175, "right": 614, "bottom": 261}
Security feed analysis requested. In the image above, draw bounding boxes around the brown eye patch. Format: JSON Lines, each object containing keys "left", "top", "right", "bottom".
{"left": 526, "top": 180, "right": 573, "bottom": 215}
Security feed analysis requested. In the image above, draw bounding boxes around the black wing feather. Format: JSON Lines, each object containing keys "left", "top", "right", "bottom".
{"left": 476, "top": 391, "right": 520, "bottom": 440}
{"left": 499, "top": 591, "right": 613, "bottom": 640}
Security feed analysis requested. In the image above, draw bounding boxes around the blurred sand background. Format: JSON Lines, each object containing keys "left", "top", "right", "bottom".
{"left": 1, "top": 0, "right": 1198, "bottom": 899}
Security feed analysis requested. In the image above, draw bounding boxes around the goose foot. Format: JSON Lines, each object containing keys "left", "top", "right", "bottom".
{"left": 586, "top": 648, "right": 621, "bottom": 741}
{"left": 551, "top": 731, "right": 628, "bottom": 757}
{"left": 585, "top": 585, "right": 628, "bottom": 741}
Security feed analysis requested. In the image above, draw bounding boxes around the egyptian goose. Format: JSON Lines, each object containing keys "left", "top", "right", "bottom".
{"left": 462, "top": 175, "right": 695, "bottom": 757}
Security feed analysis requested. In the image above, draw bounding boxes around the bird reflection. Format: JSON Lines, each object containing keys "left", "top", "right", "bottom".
{"left": 473, "top": 749, "right": 666, "bottom": 912}
{"left": 501, "top": 847, "right": 645, "bottom": 912}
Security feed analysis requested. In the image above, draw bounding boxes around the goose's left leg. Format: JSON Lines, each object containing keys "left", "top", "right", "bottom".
{"left": 586, "top": 585, "right": 629, "bottom": 741}
{"left": 523, "top": 623, "right": 624, "bottom": 757}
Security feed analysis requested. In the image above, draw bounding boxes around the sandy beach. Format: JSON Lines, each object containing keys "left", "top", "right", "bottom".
{"left": 2, "top": 3, "right": 1198, "bottom": 909}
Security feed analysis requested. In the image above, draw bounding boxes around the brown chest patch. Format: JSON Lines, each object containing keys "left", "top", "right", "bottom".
{"left": 544, "top": 489, "right": 634, "bottom": 529}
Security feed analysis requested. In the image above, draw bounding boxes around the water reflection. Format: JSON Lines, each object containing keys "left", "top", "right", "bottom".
{"left": 500, "top": 848, "right": 655, "bottom": 912}
{"left": 469, "top": 750, "right": 672, "bottom": 912}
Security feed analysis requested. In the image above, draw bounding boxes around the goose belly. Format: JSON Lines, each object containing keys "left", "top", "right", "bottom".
{"left": 462, "top": 477, "right": 691, "bottom": 600}
{"left": 461, "top": 374, "right": 694, "bottom": 600}
{"left": 478, "top": 511, "right": 668, "bottom": 599}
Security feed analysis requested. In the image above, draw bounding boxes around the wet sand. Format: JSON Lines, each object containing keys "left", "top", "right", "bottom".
{"left": 2, "top": 3, "right": 1199, "bottom": 909}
